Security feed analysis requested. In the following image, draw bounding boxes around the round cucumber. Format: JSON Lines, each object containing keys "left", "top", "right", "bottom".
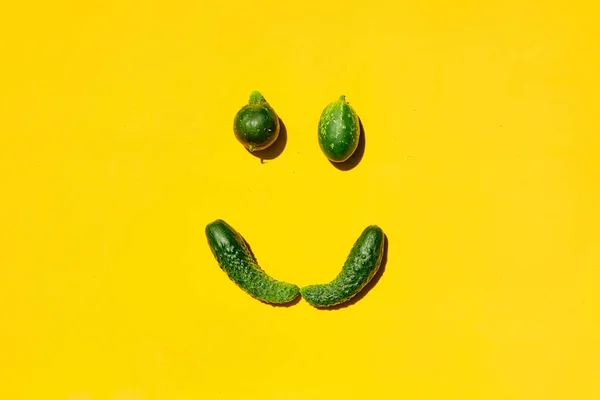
{"left": 317, "top": 95, "right": 360, "bottom": 162}
{"left": 233, "top": 91, "right": 280, "bottom": 152}
{"left": 300, "top": 225, "right": 385, "bottom": 308}
{"left": 205, "top": 219, "right": 299, "bottom": 304}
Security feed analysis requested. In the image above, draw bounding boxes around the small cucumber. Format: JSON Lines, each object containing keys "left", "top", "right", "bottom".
{"left": 205, "top": 219, "right": 299, "bottom": 304}
{"left": 300, "top": 225, "right": 385, "bottom": 308}
{"left": 233, "top": 91, "right": 280, "bottom": 152}
{"left": 318, "top": 95, "right": 360, "bottom": 162}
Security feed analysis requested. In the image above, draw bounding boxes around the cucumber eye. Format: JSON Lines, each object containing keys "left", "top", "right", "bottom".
{"left": 318, "top": 95, "right": 361, "bottom": 164}
{"left": 233, "top": 91, "right": 280, "bottom": 154}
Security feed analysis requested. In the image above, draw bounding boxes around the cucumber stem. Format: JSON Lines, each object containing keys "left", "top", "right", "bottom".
{"left": 249, "top": 90, "right": 265, "bottom": 105}
{"left": 338, "top": 95, "right": 346, "bottom": 102}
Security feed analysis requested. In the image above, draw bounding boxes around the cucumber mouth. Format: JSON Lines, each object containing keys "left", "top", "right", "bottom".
{"left": 206, "top": 220, "right": 387, "bottom": 309}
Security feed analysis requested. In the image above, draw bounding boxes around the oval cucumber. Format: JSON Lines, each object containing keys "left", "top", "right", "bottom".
{"left": 205, "top": 219, "right": 299, "bottom": 304}
{"left": 318, "top": 95, "right": 360, "bottom": 162}
{"left": 300, "top": 225, "right": 385, "bottom": 308}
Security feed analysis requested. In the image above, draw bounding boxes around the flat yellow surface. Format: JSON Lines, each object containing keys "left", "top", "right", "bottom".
{"left": 1, "top": 1, "right": 599, "bottom": 399}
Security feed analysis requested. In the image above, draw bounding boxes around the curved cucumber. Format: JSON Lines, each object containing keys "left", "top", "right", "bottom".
{"left": 318, "top": 95, "right": 360, "bottom": 162}
{"left": 300, "top": 225, "right": 385, "bottom": 308}
{"left": 205, "top": 219, "right": 299, "bottom": 304}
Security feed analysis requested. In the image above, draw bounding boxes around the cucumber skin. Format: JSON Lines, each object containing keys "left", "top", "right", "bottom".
{"left": 233, "top": 92, "right": 280, "bottom": 152}
{"left": 206, "top": 219, "right": 299, "bottom": 304}
{"left": 318, "top": 96, "right": 360, "bottom": 162}
{"left": 300, "top": 225, "right": 384, "bottom": 308}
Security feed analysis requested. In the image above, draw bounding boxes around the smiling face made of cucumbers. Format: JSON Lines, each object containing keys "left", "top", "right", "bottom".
{"left": 206, "top": 92, "right": 386, "bottom": 308}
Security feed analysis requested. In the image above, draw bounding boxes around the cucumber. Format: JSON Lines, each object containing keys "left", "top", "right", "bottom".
{"left": 317, "top": 95, "right": 360, "bottom": 162}
{"left": 205, "top": 219, "right": 299, "bottom": 304}
{"left": 233, "top": 91, "right": 280, "bottom": 152}
{"left": 300, "top": 225, "right": 385, "bottom": 308}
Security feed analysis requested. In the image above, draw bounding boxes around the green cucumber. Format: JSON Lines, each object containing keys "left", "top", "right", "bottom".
{"left": 233, "top": 91, "right": 280, "bottom": 152}
{"left": 318, "top": 95, "right": 360, "bottom": 162}
{"left": 300, "top": 225, "right": 385, "bottom": 308}
{"left": 205, "top": 219, "right": 299, "bottom": 304}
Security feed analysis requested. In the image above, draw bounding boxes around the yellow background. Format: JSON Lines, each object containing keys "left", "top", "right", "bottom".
{"left": 1, "top": 0, "right": 599, "bottom": 398}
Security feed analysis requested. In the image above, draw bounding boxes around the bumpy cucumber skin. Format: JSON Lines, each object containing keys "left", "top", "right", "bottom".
{"left": 206, "top": 219, "right": 299, "bottom": 304}
{"left": 233, "top": 91, "right": 280, "bottom": 152}
{"left": 300, "top": 225, "right": 384, "bottom": 308}
{"left": 318, "top": 95, "right": 360, "bottom": 162}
